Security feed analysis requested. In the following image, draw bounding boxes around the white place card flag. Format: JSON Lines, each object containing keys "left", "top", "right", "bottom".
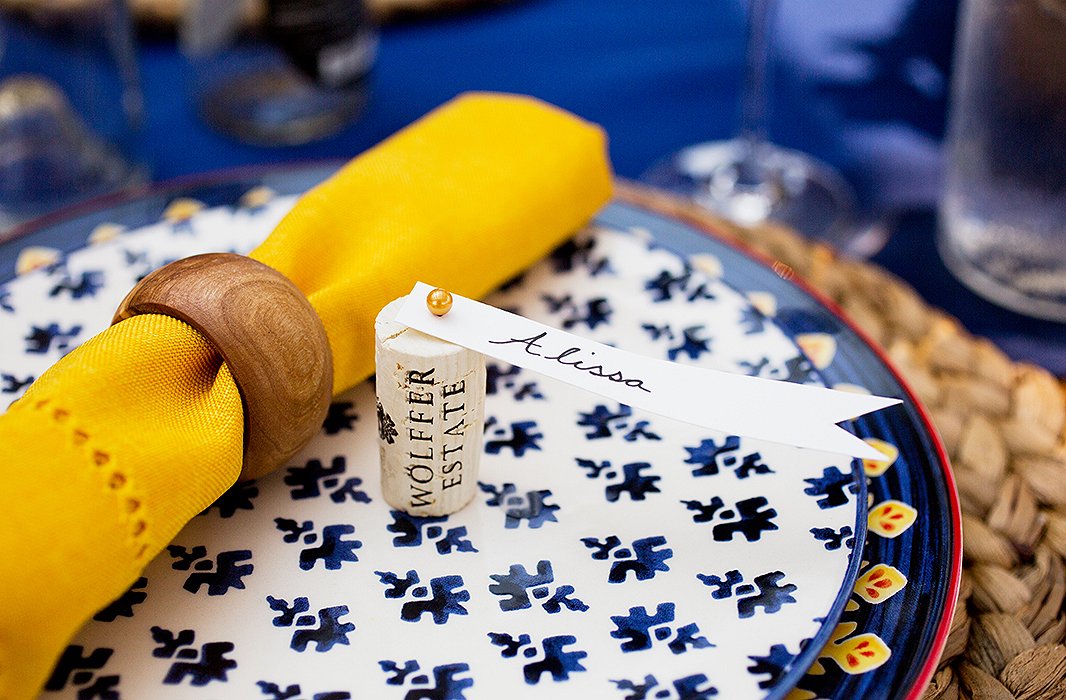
{"left": 397, "top": 282, "right": 901, "bottom": 461}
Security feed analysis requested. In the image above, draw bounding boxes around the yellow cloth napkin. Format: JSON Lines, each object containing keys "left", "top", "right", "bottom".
{"left": 0, "top": 93, "right": 612, "bottom": 699}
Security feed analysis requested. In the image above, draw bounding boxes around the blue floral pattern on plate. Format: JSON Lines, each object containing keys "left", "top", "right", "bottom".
{"left": 0, "top": 166, "right": 955, "bottom": 700}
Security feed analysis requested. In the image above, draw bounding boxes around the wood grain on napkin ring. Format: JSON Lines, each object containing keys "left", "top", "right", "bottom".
{"left": 112, "top": 253, "right": 333, "bottom": 480}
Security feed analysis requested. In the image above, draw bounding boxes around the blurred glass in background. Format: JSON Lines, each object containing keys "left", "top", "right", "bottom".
{"left": 643, "top": 0, "right": 876, "bottom": 257}
{"left": 0, "top": 0, "right": 144, "bottom": 235}
{"left": 182, "top": 0, "right": 376, "bottom": 146}
{"left": 939, "top": 0, "right": 1066, "bottom": 321}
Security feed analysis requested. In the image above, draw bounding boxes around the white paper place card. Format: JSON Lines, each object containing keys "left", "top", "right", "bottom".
{"left": 396, "top": 282, "right": 900, "bottom": 461}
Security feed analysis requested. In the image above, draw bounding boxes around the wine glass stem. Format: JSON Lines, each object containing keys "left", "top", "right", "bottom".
{"left": 737, "top": 0, "right": 776, "bottom": 183}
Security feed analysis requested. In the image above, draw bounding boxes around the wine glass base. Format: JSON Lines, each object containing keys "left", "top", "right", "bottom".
{"left": 199, "top": 65, "right": 367, "bottom": 147}
{"left": 642, "top": 140, "right": 888, "bottom": 257}
{"left": 0, "top": 76, "right": 146, "bottom": 235}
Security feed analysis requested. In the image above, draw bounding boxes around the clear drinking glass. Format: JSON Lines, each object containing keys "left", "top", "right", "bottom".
{"left": 938, "top": 0, "right": 1066, "bottom": 321}
{"left": 643, "top": 0, "right": 879, "bottom": 256}
{"left": 0, "top": 0, "right": 144, "bottom": 235}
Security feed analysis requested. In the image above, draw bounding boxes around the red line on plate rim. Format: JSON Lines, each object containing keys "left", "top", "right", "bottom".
{"left": 640, "top": 194, "right": 963, "bottom": 700}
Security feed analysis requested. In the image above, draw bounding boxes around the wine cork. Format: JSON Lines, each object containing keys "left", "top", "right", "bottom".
{"left": 374, "top": 297, "right": 485, "bottom": 516}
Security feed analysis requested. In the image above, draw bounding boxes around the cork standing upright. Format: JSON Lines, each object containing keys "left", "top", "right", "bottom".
{"left": 374, "top": 297, "right": 486, "bottom": 516}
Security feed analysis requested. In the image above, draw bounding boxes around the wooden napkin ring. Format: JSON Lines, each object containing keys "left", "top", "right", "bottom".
{"left": 112, "top": 253, "right": 333, "bottom": 481}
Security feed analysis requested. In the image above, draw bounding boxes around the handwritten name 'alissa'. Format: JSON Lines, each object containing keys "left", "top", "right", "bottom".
{"left": 489, "top": 332, "right": 651, "bottom": 393}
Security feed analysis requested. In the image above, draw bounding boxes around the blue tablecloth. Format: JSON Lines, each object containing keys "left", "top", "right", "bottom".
{"left": 8, "top": 0, "right": 1066, "bottom": 373}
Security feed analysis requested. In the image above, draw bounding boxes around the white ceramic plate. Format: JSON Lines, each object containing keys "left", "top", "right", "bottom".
{"left": 2, "top": 173, "right": 869, "bottom": 700}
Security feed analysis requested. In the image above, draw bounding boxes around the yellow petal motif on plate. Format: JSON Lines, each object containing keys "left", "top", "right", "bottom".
{"left": 824, "top": 633, "right": 892, "bottom": 674}
{"left": 746, "top": 290, "right": 777, "bottom": 317}
{"left": 868, "top": 499, "right": 917, "bottom": 538}
{"left": 239, "top": 186, "right": 276, "bottom": 209}
{"left": 861, "top": 438, "right": 899, "bottom": 477}
{"left": 796, "top": 332, "right": 838, "bottom": 370}
{"left": 854, "top": 564, "right": 907, "bottom": 604}
{"left": 162, "top": 198, "right": 205, "bottom": 223}
{"left": 88, "top": 223, "right": 126, "bottom": 246}
{"left": 690, "top": 252, "right": 724, "bottom": 279}
{"left": 831, "top": 382, "right": 870, "bottom": 395}
{"left": 15, "top": 246, "right": 61, "bottom": 275}
{"left": 828, "top": 621, "right": 859, "bottom": 645}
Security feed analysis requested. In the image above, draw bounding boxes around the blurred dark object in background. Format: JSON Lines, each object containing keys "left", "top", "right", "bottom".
{"left": 183, "top": 0, "right": 377, "bottom": 146}
{"left": 0, "top": 0, "right": 515, "bottom": 27}
{"left": 0, "top": 0, "right": 144, "bottom": 235}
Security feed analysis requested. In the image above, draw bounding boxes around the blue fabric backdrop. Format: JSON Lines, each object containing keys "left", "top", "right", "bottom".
{"left": 5, "top": 0, "right": 1065, "bottom": 373}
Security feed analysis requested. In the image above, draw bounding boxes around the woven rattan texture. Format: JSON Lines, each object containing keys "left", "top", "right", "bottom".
{"left": 616, "top": 182, "right": 1066, "bottom": 700}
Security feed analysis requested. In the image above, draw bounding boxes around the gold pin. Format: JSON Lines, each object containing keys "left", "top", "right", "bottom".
{"left": 426, "top": 287, "right": 453, "bottom": 317}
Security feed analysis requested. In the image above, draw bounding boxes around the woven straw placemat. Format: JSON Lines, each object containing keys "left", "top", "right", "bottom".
{"left": 617, "top": 182, "right": 1066, "bottom": 700}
